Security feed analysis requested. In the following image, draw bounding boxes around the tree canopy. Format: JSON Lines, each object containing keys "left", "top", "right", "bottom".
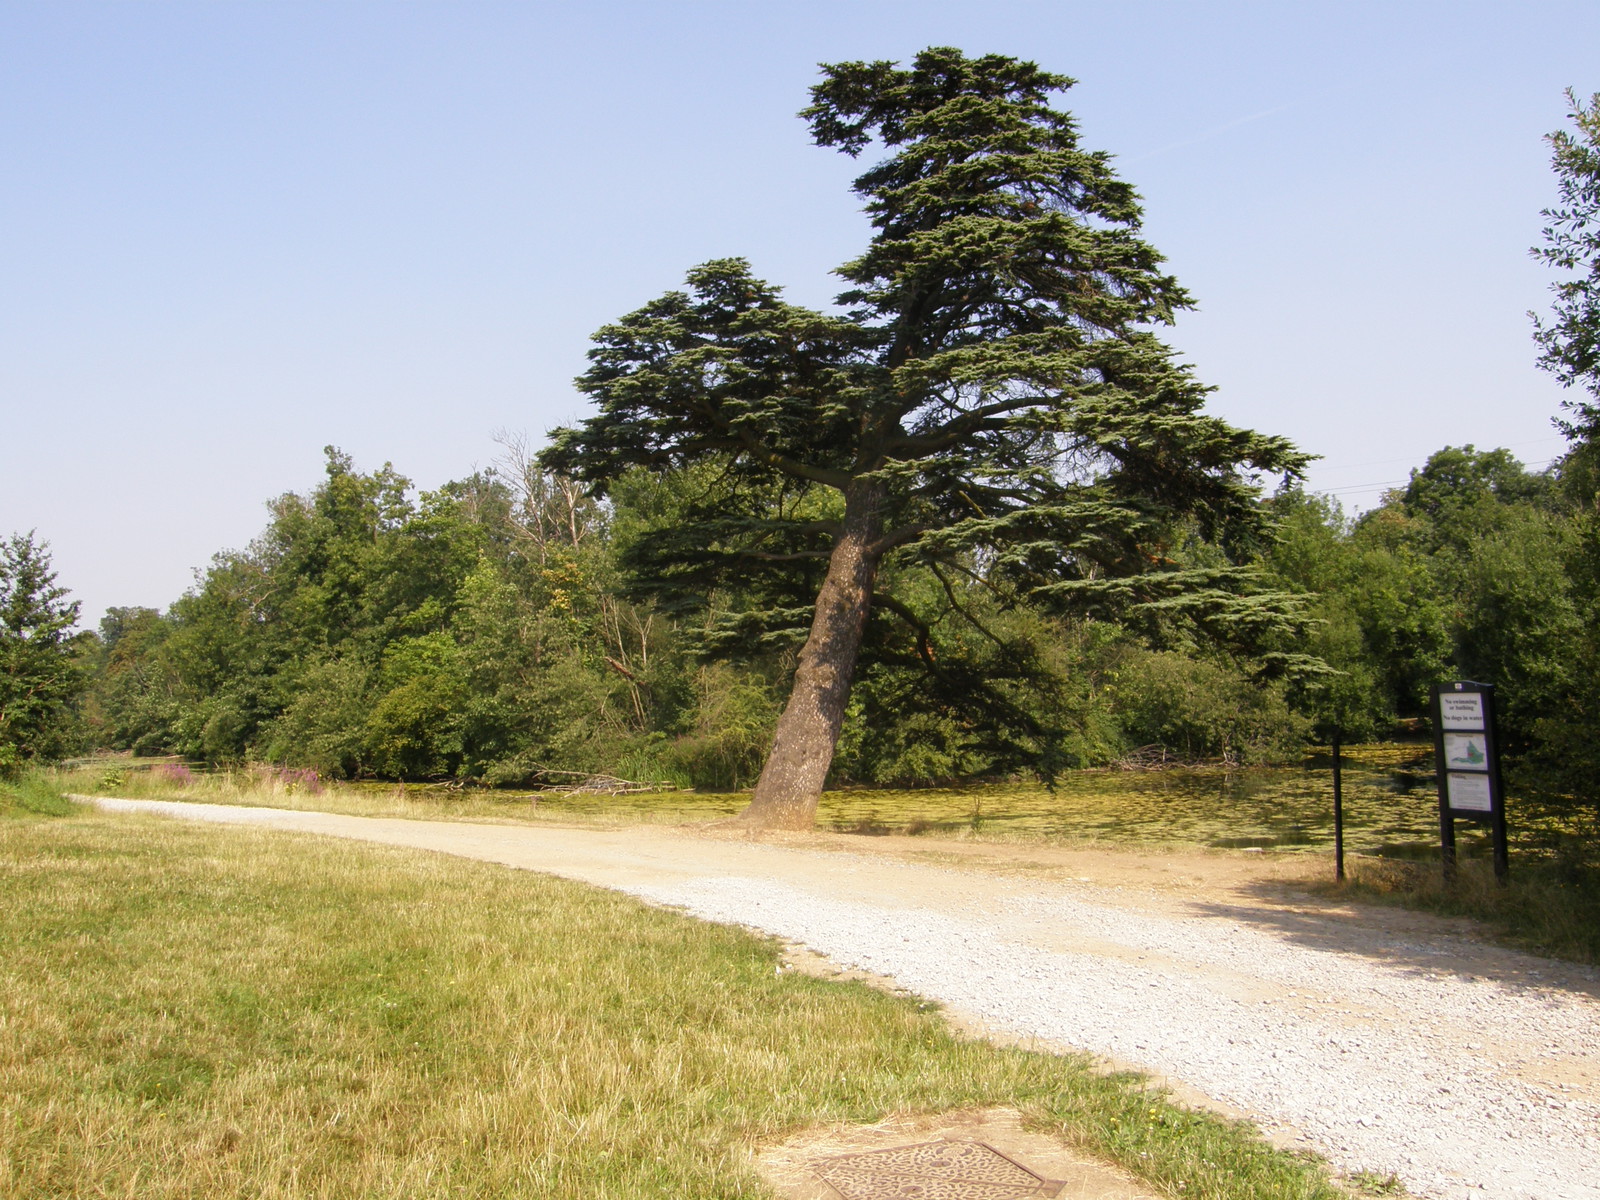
{"left": 0, "top": 532, "right": 88, "bottom": 775}
{"left": 1534, "top": 89, "right": 1600, "bottom": 439}
{"left": 544, "top": 48, "right": 1310, "bottom": 827}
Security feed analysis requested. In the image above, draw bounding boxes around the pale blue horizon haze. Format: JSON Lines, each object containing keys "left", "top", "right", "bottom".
{"left": 2, "top": 1, "right": 1595, "bottom": 627}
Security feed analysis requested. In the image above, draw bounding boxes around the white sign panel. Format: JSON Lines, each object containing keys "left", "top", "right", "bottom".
{"left": 1447, "top": 772, "right": 1494, "bottom": 813}
{"left": 1440, "top": 692, "right": 1485, "bottom": 731}
{"left": 1444, "top": 733, "right": 1490, "bottom": 770}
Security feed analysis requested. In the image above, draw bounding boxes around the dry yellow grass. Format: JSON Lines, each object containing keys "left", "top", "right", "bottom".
{"left": 0, "top": 805, "right": 1362, "bottom": 1199}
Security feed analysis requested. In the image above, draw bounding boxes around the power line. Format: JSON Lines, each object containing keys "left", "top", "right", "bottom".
{"left": 1320, "top": 479, "right": 1408, "bottom": 494}
{"left": 1309, "top": 456, "right": 1562, "bottom": 498}
{"left": 1312, "top": 437, "right": 1568, "bottom": 477}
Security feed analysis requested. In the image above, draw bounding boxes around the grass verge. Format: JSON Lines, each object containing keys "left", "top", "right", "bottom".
{"left": 1323, "top": 847, "right": 1600, "bottom": 965}
{"left": 50, "top": 759, "right": 677, "bottom": 824}
{"left": 0, "top": 770, "right": 79, "bottom": 818}
{"left": 0, "top": 811, "right": 1365, "bottom": 1199}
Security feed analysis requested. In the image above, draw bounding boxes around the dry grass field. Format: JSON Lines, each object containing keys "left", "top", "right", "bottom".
{"left": 0, "top": 790, "right": 1361, "bottom": 1200}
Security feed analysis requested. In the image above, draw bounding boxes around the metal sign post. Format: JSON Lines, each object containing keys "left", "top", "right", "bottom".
{"left": 1332, "top": 731, "right": 1345, "bottom": 883}
{"left": 1429, "top": 681, "right": 1510, "bottom": 885}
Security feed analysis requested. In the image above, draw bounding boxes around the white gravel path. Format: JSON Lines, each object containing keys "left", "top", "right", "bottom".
{"left": 641, "top": 876, "right": 1600, "bottom": 1200}
{"left": 83, "top": 797, "right": 1600, "bottom": 1199}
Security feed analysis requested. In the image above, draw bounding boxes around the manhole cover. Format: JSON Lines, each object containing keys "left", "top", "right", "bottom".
{"left": 813, "top": 1140, "right": 1064, "bottom": 1199}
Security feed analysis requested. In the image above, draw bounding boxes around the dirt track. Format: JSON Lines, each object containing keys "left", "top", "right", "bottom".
{"left": 83, "top": 797, "right": 1600, "bottom": 1200}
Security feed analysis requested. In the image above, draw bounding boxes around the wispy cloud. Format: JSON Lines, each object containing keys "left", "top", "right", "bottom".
{"left": 1117, "top": 75, "right": 1374, "bottom": 166}
{"left": 1121, "top": 102, "right": 1295, "bottom": 165}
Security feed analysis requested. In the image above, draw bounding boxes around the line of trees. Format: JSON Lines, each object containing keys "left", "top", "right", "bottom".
{"left": 70, "top": 442, "right": 1313, "bottom": 789}
{"left": 8, "top": 429, "right": 1588, "bottom": 825}
{"left": 1269, "top": 445, "right": 1600, "bottom": 813}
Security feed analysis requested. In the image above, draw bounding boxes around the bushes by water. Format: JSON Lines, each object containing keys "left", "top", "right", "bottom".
{"left": 1109, "top": 651, "right": 1308, "bottom": 765}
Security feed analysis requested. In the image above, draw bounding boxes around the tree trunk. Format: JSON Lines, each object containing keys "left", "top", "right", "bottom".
{"left": 739, "top": 479, "right": 885, "bottom": 829}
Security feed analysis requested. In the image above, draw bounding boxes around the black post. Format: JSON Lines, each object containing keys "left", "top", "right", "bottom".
{"left": 1431, "top": 684, "right": 1457, "bottom": 884}
{"left": 1485, "top": 688, "right": 1510, "bottom": 886}
{"left": 1439, "top": 803, "right": 1458, "bottom": 884}
{"left": 1490, "top": 790, "right": 1510, "bottom": 884}
{"left": 1332, "top": 731, "right": 1345, "bottom": 883}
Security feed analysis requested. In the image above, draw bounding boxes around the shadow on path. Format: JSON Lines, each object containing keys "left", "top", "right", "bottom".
{"left": 1184, "top": 881, "right": 1600, "bottom": 1002}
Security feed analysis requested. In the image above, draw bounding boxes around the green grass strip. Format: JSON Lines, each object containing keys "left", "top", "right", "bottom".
{"left": 0, "top": 771, "right": 79, "bottom": 818}
{"left": 0, "top": 813, "right": 1352, "bottom": 1199}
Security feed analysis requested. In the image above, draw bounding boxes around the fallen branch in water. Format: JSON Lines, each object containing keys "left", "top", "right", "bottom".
{"left": 1110, "top": 745, "right": 1241, "bottom": 771}
{"left": 528, "top": 769, "right": 678, "bottom": 795}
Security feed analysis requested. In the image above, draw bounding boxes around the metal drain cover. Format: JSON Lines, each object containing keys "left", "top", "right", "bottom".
{"left": 813, "top": 1140, "right": 1064, "bottom": 1199}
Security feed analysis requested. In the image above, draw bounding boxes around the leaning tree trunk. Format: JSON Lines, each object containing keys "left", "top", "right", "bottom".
{"left": 739, "top": 479, "right": 886, "bottom": 830}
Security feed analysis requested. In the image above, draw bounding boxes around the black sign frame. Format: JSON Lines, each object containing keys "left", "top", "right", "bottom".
{"left": 1429, "top": 680, "right": 1509, "bottom": 883}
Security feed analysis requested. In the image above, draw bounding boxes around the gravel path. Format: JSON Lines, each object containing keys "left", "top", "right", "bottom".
{"left": 84, "top": 797, "right": 1600, "bottom": 1199}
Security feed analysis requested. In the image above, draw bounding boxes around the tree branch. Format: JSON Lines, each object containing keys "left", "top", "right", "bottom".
{"left": 868, "top": 523, "right": 928, "bottom": 556}
{"left": 930, "top": 564, "right": 1009, "bottom": 649}
{"left": 871, "top": 592, "right": 938, "bottom": 669}
{"left": 885, "top": 395, "right": 1052, "bottom": 455}
{"left": 738, "top": 436, "right": 852, "bottom": 489}
{"left": 743, "top": 550, "right": 834, "bottom": 562}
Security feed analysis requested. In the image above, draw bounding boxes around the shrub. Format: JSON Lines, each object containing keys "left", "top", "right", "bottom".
{"left": 1111, "top": 651, "right": 1308, "bottom": 764}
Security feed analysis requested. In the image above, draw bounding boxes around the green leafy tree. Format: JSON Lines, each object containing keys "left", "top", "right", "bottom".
{"left": 1397, "top": 444, "right": 1555, "bottom": 533}
{"left": 84, "top": 607, "right": 180, "bottom": 754}
{"left": 1263, "top": 491, "right": 1395, "bottom": 739}
{"left": 1332, "top": 450, "right": 1558, "bottom": 724}
{"left": 1533, "top": 90, "right": 1600, "bottom": 438}
{"left": 101, "top": 445, "right": 683, "bottom": 783}
{"left": 545, "top": 48, "right": 1308, "bottom": 828}
{"left": 1453, "top": 508, "right": 1582, "bottom": 747}
{"left": 0, "top": 532, "right": 88, "bottom": 773}
{"left": 364, "top": 632, "right": 469, "bottom": 778}
{"left": 155, "top": 449, "right": 504, "bottom": 770}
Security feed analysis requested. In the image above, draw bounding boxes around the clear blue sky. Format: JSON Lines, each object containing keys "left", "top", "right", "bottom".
{"left": 2, "top": 0, "right": 1595, "bottom": 626}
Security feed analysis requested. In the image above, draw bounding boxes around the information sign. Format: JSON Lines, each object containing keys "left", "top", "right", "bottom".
{"left": 1446, "top": 772, "right": 1493, "bottom": 813}
{"left": 1429, "top": 681, "right": 1509, "bottom": 883}
{"left": 1443, "top": 733, "right": 1489, "bottom": 769}
{"left": 1439, "top": 693, "right": 1485, "bottom": 731}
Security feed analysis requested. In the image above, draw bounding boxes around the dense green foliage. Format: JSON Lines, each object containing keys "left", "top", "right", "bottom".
{"left": 1266, "top": 444, "right": 1600, "bottom": 825}
{"left": 82, "top": 448, "right": 694, "bottom": 785}
{"left": 1519, "top": 87, "right": 1600, "bottom": 830}
{"left": 0, "top": 533, "right": 91, "bottom": 776}
{"left": 59, "top": 434, "right": 1597, "bottom": 826}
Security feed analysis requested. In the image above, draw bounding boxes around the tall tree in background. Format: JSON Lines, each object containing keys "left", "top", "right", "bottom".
{"left": 1530, "top": 91, "right": 1600, "bottom": 816}
{"left": 1533, "top": 89, "right": 1600, "bottom": 441}
{"left": 0, "top": 532, "right": 87, "bottom": 774}
{"left": 544, "top": 48, "right": 1308, "bottom": 829}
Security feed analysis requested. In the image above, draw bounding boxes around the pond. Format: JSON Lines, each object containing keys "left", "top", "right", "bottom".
{"left": 530, "top": 742, "right": 1518, "bottom": 858}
